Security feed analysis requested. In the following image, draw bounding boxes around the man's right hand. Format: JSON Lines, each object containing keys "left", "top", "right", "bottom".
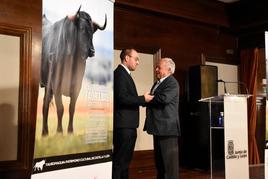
{"left": 144, "top": 92, "right": 154, "bottom": 102}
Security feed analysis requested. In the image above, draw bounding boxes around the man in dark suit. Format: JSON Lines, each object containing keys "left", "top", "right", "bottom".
{"left": 113, "top": 48, "right": 154, "bottom": 179}
{"left": 144, "top": 57, "right": 180, "bottom": 179}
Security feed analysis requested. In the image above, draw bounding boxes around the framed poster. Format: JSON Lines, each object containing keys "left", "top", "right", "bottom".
{"left": 32, "top": 0, "right": 114, "bottom": 178}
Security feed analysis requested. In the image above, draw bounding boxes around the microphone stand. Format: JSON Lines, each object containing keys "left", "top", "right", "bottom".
{"left": 217, "top": 79, "right": 249, "bottom": 95}
{"left": 225, "top": 81, "right": 249, "bottom": 95}
{"left": 223, "top": 81, "right": 227, "bottom": 94}
{"left": 217, "top": 79, "right": 228, "bottom": 94}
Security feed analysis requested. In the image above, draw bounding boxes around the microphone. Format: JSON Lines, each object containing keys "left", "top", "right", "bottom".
{"left": 216, "top": 79, "right": 224, "bottom": 82}
{"left": 217, "top": 79, "right": 227, "bottom": 94}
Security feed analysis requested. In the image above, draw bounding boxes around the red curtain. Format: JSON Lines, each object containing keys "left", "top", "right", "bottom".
{"left": 240, "top": 48, "right": 260, "bottom": 164}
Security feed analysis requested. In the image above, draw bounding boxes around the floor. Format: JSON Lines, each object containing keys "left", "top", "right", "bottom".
{"left": 129, "top": 164, "right": 264, "bottom": 179}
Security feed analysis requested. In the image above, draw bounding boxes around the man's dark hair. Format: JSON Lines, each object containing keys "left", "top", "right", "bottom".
{"left": 120, "top": 48, "right": 134, "bottom": 62}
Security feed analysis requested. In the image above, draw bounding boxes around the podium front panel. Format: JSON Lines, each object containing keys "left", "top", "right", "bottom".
{"left": 224, "top": 96, "right": 249, "bottom": 179}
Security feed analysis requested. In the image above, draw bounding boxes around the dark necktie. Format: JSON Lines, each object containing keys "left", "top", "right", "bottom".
{"left": 151, "top": 81, "right": 160, "bottom": 94}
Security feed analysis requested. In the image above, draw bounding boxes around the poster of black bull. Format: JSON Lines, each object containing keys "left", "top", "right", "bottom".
{"left": 32, "top": 0, "right": 114, "bottom": 178}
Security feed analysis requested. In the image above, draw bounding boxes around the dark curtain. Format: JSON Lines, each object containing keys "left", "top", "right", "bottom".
{"left": 240, "top": 48, "right": 260, "bottom": 164}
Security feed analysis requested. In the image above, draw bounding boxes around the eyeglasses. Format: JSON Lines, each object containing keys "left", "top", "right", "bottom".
{"left": 128, "top": 55, "right": 139, "bottom": 62}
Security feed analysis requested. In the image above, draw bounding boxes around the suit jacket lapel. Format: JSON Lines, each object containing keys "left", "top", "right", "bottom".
{"left": 128, "top": 74, "right": 138, "bottom": 94}
{"left": 154, "top": 76, "right": 172, "bottom": 93}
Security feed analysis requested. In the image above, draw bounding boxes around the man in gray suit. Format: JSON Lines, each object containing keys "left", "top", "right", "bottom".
{"left": 144, "top": 57, "right": 180, "bottom": 179}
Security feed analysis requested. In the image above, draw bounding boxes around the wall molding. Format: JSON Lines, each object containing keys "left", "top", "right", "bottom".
{"left": 0, "top": 23, "right": 32, "bottom": 177}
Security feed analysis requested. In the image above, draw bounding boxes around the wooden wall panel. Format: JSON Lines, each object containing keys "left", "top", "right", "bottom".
{"left": 115, "top": 0, "right": 230, "bottom": 27}
{"left": 114, "top": 3, "right": 238, "bottom": 93}
{"left": 0, "top": 0, "right": 42, "bottom": 178}
{"left": 227, "top": 1, "right": 268, "bottom": 30}
{"left": 227, "top": 1, "right": 268, "bottom": 48}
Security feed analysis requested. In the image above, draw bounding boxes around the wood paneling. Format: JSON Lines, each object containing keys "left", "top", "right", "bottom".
{"left": 0, "top": 0, "right": 41, "bottom": 178}
{"left": 227, "top": 1, "right": 268, "bottom": 48}
{"left": 227, "top": 1, "right": 268, "bottom": 30}
{"left": 115, "top": 0, "right": 230, "bottom": 27}
{"left": 0, "top": 23, "right": 31, "bottom": 175}
{"left": 114, "top": 2, "right": 238, "bottom": 93}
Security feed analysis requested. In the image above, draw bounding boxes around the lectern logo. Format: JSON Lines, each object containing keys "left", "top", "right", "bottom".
{"left": 228, "top": 140, "right": 234, "bottom": 155}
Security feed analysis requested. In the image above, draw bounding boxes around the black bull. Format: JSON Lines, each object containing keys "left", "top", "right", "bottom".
{"left": 40, "top": 10, "right": 107, "bottom": 136}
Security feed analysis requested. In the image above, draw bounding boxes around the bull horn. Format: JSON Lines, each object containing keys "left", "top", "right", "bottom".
{"left": 68, "top": 5, "right": 81, "bottom": 21}
{"left": 76, "top": 5, "right": 82, "bottom": 14}
{"left": 93, "top": 14, "right": 107, "bottom": 32}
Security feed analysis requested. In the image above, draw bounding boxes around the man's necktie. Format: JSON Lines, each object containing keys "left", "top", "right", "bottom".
{"left": 151, "top": 81, "right": 160, "bottom": 94}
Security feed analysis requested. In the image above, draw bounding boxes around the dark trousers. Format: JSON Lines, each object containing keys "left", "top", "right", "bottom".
{"left": 112, "top": 128, "right": 137, "bottom": 179}
{"left": 153, "top": 136, "right": 179, "bottom": 179}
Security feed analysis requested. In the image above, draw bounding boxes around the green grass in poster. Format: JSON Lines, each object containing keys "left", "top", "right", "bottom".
{"left": 34, "top": 115, "right": 113, "bottom": 158}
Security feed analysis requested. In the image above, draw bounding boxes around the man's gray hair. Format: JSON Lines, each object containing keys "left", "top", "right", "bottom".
{"left": 162, "top": 57, "right": 175, "bottom": 74}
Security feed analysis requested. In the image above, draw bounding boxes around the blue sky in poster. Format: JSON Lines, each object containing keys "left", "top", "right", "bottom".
{"left": 43, "top": 0, "right": 114, "bottom": 84}
{"left": 43, "top": 0, "right": 113, "bottom": 31}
